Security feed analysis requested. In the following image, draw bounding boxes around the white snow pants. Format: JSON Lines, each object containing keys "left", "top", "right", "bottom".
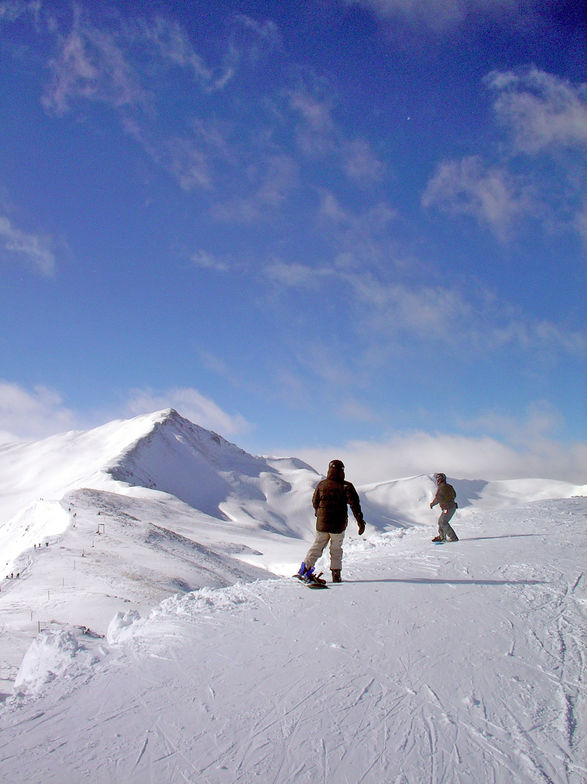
{"left": 304, "top": 531, "right": 345, "bottom": 571}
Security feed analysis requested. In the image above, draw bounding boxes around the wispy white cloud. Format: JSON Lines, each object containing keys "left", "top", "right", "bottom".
{"left": 125, "top": 387, "right": 252, "bottom": 437}
{"left": 0, "top": 0, "right": 40, "bottom": 25}
{"left": 347, "top": 271, "right": 587, "bottom": 359}
{"left": 190, "top": 250, "right": 230, "bottom": 272}
{"left": 0, "top": 381, "right": 75, "bottom": 443}
{"left": 212, "top": 154, "right": 299, "bottom": 222}
{"left": 39, "top": 9, "right": 237, "bottom": 194}
{"left": 272, "top": 369, "right": 313, "bottom": 410}
{"left": 265, "top": 259, "right": 333, "bottom": 288}
{"left": 261, "top": 237, "right": 586, "bottom": 361}
{"left": 42, "top": 9, "right": 147, "bottom": 116}
{"left": 295, "top": 424, "right": 587, "bottom": 485}
{"left": 0, "top": 215, "right": 56, "bottom": 275}
{"left": 233, "top": 14, "right": 283, "bottom": 53}
{"left": 485, "top": 67, "right": 587, "bottom": 155}
{"left": 288, "top": 90, "right": 385, "bottom": 186}
{"left": 342, "top": 138, "right": 385, "bottom": 184}
{"left": 139, "top": 16, "right": 233, "bottom": 91}
{"left": 257, "top": 155, "right": 300, "bottom": 207}
{"left": 339, "top": 0, "right": 531, "bottom": 32}
{"left": 289, "top": 90, "right": 336, "bottom": 156}
{"left": 489, "top": 317, "right": 587, "bottom": 356}
{"left": 318, "top": 190, "right": 397, "bottom": 267}
{"left": 123, "top": 118, "right": 217, "bottom": 193}
{"left": 456, "top": 401, "right": 564, "bottom": 447}
{"left": 289, "top": 90, "right": 333, "bottom": 133}
{"left": 484, "top": 67, "right": 587, "bottom": 242}
{"left": 422, "top": 156, "right": 535, "bottom": 241}
{"left": 165, "top": 137, "right": 213, "bottom": 191}
{"left": 422, "top": 69, "right": 587, "bottom": 244}
{"left": 346, "top": 275, "right": 474, "bottom": 343}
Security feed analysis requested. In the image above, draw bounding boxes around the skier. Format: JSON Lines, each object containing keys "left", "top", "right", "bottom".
{"left": 296, "top": 459, "right": 366, "bottom": 584}
{"left": 430, "top": 473, "right": 459, "bottom": 542}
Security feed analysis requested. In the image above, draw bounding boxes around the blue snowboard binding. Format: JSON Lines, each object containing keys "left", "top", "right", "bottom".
{"left": 294, "top": 562, "right": 328, "bottom": 588}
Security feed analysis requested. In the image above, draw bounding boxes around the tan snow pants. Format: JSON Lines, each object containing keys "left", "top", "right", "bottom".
{"left": 304, "top": 531, "right": 345, "bottom": 571}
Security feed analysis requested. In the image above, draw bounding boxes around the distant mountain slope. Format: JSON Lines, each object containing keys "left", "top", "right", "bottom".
{"left": 107, "top": 408, "right": 320, "bottom": 531}
{"left": 360, "top": 473, "right": 586, "bottom": 529}
{"left": 0, "top": 409, "right": 320, "bottom": 574}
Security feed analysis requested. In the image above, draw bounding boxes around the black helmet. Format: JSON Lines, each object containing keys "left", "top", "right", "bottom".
{"left": 434, "top": 472, "right": 446, "bottom": 484}
{"left": 329, "top": 459, "right": 344, "bottom": 471}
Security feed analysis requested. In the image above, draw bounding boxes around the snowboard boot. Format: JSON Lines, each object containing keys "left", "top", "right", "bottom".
{"left": 331, "top": 569, "right": 342, "bottom": 583}
{"left": 294, "top": 561, "right": 309, "bottom": 581}
{"left": 431, "top": 535, "right": 445, "bottom": 542}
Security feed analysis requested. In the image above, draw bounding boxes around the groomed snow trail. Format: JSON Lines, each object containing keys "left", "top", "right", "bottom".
{"left": 1, "top": 498, "right": 585, "bottom": 783}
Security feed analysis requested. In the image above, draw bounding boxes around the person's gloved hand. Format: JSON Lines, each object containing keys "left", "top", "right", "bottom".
{"left": 358, "top": 520, "right": 365, "bottom": 536}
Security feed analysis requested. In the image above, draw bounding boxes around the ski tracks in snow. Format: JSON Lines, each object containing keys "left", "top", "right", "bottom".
{"left": 0, "top": 498, "right": 585, "bottom": 783}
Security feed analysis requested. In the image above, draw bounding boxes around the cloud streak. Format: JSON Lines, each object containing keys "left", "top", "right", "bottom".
{"left": 125, "top": 387, "right": 252, "bottom": 437}
{"left": 0, "top": 215, "right": 56, "bottom": 275}
{"left": 0, "top": 381, "right": 74, "bottom": 443}
{"left": 296, "top": 428, "right": 587, "bottom": 485}
{"left": 42, "top": 9, "right": 147, "bottom": 116}
{"left": 486, "top": 67, "right": 587, "bottom": 155}
{"left": 263, "top": 255, "right": 586, "bottom": 361}
{"left": 339, "top": 0, "right": 527, "bottom": 32}
{"left": 422, "top": 156, "right": 535, "bottom": 241}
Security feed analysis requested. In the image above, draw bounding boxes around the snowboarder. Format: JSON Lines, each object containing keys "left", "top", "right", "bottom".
{"left": 430, "top": 473, "right": 459, "bottom": 542}
{"left": 296, "top": 459, "right": 366, "bottom": 584}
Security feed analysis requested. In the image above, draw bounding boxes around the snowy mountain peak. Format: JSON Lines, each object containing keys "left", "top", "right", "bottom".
{"left": 137, "top": 406, "right": 258, "bottom": 465}
{"left": 0, "top": 408, "right": 321, "bottom": 581}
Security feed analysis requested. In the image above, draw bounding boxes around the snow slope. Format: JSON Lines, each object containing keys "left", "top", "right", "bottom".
{"left": 0, "top": 496, "right": 585, "bottom": 783}
{"left": 0, "top": 409, "right": 585, "bottom": 782}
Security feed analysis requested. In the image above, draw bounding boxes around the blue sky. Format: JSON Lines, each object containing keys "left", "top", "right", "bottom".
{"left": 1, "top": 0, "right": 586, "bottom": 482}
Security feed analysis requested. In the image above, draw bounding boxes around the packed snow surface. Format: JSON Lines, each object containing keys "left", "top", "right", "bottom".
{"left": 0, "top": 409, "right": 585, "bottom": 782}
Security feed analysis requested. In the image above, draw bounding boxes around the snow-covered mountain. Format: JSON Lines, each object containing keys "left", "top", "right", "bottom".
{"left": 4, "top": 407, "right": 582, "bottom": 590}
{"left": 0, "top": 408, "right": 318, "bottom": 572}
{"left": 0, "top": 408, "right": 323, "bottom": 687}
{"left": 0, "top": 409, "right": 585, "bottom": 782}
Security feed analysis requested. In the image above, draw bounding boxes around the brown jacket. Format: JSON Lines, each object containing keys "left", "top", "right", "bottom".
{"left": 431, "top": 481, "right": 457, "bottom": 511}
{"left": 312, "top": 463, "right": 364, "bottom": 534}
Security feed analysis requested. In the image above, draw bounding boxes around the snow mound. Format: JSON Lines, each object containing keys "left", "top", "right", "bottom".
{"left": 14, "top": 628, "right": 104, "bottom": 698}
{"left": 107, "top": 610, "right": 143, "bottom": 645}
{"left": 155, "top": 581, "right": 263, "bottom": 619}
{"left": 361, "top": 474, "right": 436, "bottom": 526}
